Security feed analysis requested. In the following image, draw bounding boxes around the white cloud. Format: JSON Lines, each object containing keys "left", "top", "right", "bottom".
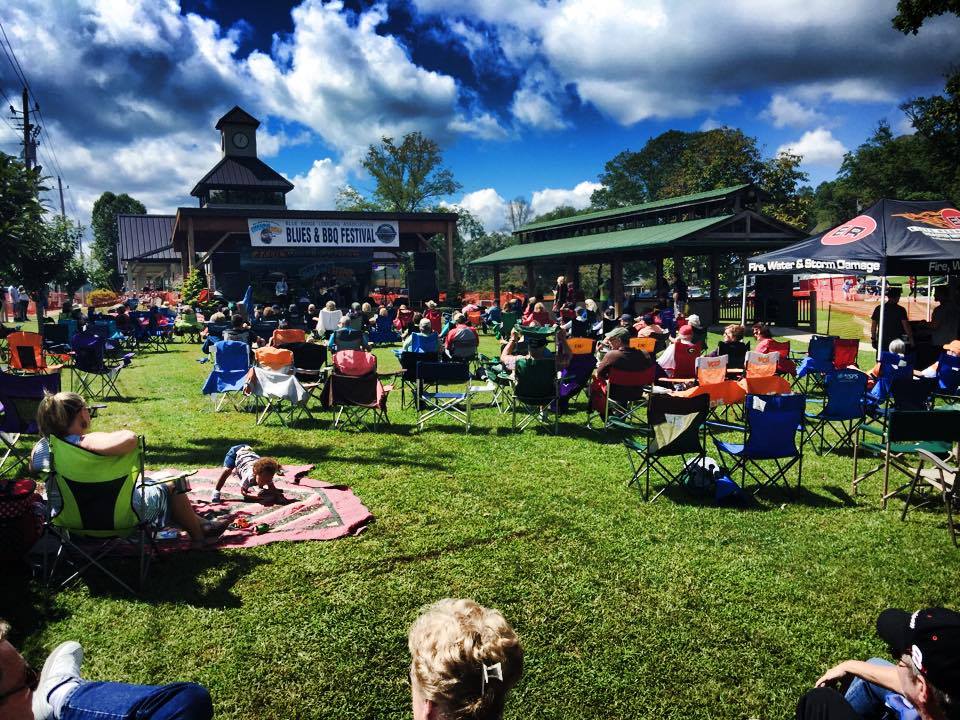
{"left": 776, "top": 127, "right": 848, "bottom": 165}
{"left": 699, "top": 117, "right": 722, "bottom": 131}
{"left": 895, "top": 113, "right": 917, "bottom": 136}
{"left": 530, "top": 180, "right": 600, "bottom": 216}
{"left": 285, "top": 158, "right": 352, "bottom": 210}
{"left": 762, "top": 94, "right": 824, "bottom": 128}
{"left": 510, "top": 66, "right": 569, "bottom": 130}
{"left": 449, "top": 188, "right": 509, "bottom": 234}
{"left": 413, "top": 0, "right": 955, "bottom": 125}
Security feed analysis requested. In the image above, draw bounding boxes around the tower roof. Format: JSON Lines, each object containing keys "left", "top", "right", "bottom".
{"left": 215, "top": 105, "right": 261, "bottom": 130}
{"left": 190, "top": 155, "right": 294, "bottom": 198}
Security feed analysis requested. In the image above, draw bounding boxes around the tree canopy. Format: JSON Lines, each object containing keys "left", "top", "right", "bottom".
{"left": 91, "top": 191, "right": 146, "bottom": 289}
{"left": 360, "top": 132, "right": 461, "bottom": 212}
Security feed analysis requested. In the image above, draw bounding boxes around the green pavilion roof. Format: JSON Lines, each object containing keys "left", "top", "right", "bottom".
{"left": 517, "top": 184, "right": 752, "bottom": 233}
{"left": 470, "top": 214, "right": 735, "bottom": 266}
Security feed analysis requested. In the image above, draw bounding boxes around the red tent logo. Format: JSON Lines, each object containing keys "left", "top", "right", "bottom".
{"left": 942, "top": 208, "right": 960, "bottom": 228}
{"left": 821, "top": 215, "right": 877, "bottom": 245}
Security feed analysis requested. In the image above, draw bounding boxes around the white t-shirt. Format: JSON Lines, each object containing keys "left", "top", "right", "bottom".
{"left": 275, "top": 280, "right": 288, "bottom": 296}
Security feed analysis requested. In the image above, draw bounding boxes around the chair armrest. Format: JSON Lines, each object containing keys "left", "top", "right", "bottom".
{"left": 860, "top": 423, "right": 885, "bottom": 437}
{"left": 706, "top": 420, "right": 744, "bottom": 433}
{"left": 915, "top": 448, "right": 958, "bottom": 473}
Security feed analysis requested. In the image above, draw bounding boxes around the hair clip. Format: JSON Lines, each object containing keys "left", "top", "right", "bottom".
{"left": 481, "top": 662, "right": 502, "bottom": 693}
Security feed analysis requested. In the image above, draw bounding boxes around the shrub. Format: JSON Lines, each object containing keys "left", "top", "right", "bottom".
{"left": 181, "top": 268, "right": 207, "bottom": 307}
{"left": 87, "top": 289, "right": 118, "bottom": 307}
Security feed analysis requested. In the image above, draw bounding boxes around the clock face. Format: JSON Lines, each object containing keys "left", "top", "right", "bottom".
{"left": 232, "top": 132, "right": 249, "bottom": 149}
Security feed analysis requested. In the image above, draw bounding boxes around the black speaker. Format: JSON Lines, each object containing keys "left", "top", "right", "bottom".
{"left": 219, "top": 272, "right": 251, "bottom": 300}
{"left": 409, "top": 270, "right": 438, "bottom": 301}
{"left": 755, "top": 275, "right": 797, "bottom": 326}
{"left": 414, "top": 252, "right": 437, "bottom": 272}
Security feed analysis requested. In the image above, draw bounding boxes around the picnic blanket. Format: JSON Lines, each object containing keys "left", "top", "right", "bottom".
{"left": 153, "top": 464, "right": 373, "bottom": 550}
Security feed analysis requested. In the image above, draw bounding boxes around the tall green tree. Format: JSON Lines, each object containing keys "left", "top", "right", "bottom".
{"left": 591, "top": 130, "right": 692, "bottom": 208}
{"left": 91, "top": 191, "right": 146, "bottom": 289}
{"left": 659, "top": 128, "right": 765, "bottom": 198}
{"left": 892, "top": 0, "right": 960, "bottom": 33}
{"left": 0, "top": 152, "right": 46, "bottom": 280}
{"left": 362, "top": 132, "right": 461, "bottom": 212}
{"left": 530, "top": 205, "right": 580, "bottom": 224}
{"left": 759, "top": 152, "right": 813, "bottom": 229}
{"left": 15, "top": 216, "right": 87, "bottom": 318}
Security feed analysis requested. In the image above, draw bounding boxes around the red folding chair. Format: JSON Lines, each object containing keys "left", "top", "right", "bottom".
{"left": 833, "top": 338, "right": 860, "bottom": 369}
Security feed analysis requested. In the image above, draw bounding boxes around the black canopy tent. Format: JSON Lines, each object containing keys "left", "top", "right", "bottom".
{"left": 744, "top": 199, "right": 960, "bottom": 358}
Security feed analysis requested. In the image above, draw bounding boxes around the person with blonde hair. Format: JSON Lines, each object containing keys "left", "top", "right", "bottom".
{"left": 408, "top": 598, "right": 522, "bottom": 720}
{"left": 29, "top": 392, "right": 227, "bottom": 549}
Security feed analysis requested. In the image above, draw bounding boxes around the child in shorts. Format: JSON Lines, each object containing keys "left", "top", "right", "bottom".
{"left": 211, "top": 445, "right": 284, "bottom": 503}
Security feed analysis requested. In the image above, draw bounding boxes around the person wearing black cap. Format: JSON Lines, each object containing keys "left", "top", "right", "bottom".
{"left": 797, "top": 607, "right": 960, "bottom": 720}
{"left": 595, "top": 327, "right": 653, "bottom": 378}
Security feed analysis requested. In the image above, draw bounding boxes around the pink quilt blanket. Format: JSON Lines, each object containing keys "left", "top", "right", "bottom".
{"left": 154, "top": 464, "right": 373, "bottom": 550}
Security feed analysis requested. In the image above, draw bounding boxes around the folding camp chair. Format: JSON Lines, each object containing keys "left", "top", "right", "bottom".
{"left": 476, "top": 354, "right": 513, "bottom": 413}
{"left": 174, "top": 308, "right": 203, "bottom": 342}
{"left": 283, "top": 341, "right": 327, "bottom": 383}
{"left": 69, "top": 331, "right": 133, "bottom": 400}
{"left": 764, "top": 339, "right": 795, "bottom": 375}
{"left": 901, "top": 444, "right": 960, "bottom": 546}
{"left": 745, "top": 350, "right": 779, "bottom": 378}
{"left": 795, "top": 335, "right": 837, "bottom": 394}
{"left": 42, "top": 323, "right": 72, "bottom": 354}
{"left": 251, "top": 320, "right": 279, "bottom": 341}
{"left": 559, "top": 337, "right": 597, "bottom": 407}
{"left": 368, "top": 315, "right": 401, "bottom": 345}
{"left": 854, "top": 408, "right": 960, "bottom": 508}
{"left": 247, "top": 366, "right": 312, "bottom": 426}
{"left": 588, "top": 365, "right": 656, "bottom": 430}
{"left": 398, "top": 350, "right": 431, "bottom": 409}
{"left": 711, "top": 394, "right": 806, "bottom": 494}
{"left": 629, "top": 337, "right": 657, "bottom": 353}
{"left": 832, "top": 338, "right": 860, "bottom": 370}
{"left": 0, "top": 369, "right": 60, "bottom": 475}
{"left": 867, "top": 353, "right": 916, "bottom": 420}
{"left": 204, "top": 322, "right": 230, "bottom": 342}
{"left": 43, "top": 435, "right": 166, "bottom": 593}
{"left": 322, "top": 373, "right": 390, "bottom": 430}
{"left": 445, "top": 325, "right": 480, "bottom": 362}
{"left": 658, "top": 308, "right": 676, "bottom": 334}
{"left": 716, "top": 340, "right": 750, "bottom": 372}
{"left": 670, "top": 340, "right": 702, "bottom": 379}
{"left": 416, "top": 361, "right": 476, "bottom": 432}
{"left": 466, "top": 310, "right": 483, "bottom": 331}
{"left": 254, "top": 345, "right": 294, "bottom": 372}
{"left": 329, "top": 327, "right": 366, "bottom": 352}
{"left": 270, "top": 328, "right": 307, "bottom": 347}
{"left": 201, "top": 339, "right": 251, "bottom": 411}
{"left": 804, "top": 369, "right": 868, "bottom": 456}
{"left": 508, "top": 358, "right": 560, "bottom": 433}
{"left": 932, "top": 352, "right": 960, "bottom": 407}
{"left": 623, "top": 393, "right": 710, "bottom": 501}
{"left": 493, "top": 312, "right": 518, "bottom": 341}
{"left": 7, "top": 331, "right": 63, "bottom": 374}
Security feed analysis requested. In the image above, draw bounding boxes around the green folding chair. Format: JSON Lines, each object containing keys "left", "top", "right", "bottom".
{"left": 45, "top": 435, "right": 155, "bottom": 594}
{"left": 493, "top": 312, "right": 518, "bottom": 341}
{"left": 509, "top": 357, "right": 560, "bottom": 433}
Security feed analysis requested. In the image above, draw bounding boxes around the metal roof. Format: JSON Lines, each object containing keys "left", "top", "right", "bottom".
{"left": 517, "top": 184, "right": 753, "bottom": 233}
{"left": 116, "top": 215, "right": 179, "bottom": 270}
{"left": 215, "top": 106, "right": 261, "bottom": 130}
{"left": 470, "top": 214, "right": 736, "bottom": 266}
{"left": 190, "top": 156, "right": 295, "bottom": 197}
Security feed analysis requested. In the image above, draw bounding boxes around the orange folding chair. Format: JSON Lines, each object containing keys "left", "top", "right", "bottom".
{"left": 629, "top": 337, "right": 656, "bottom": 353}
{"left": 466, "top": 311, "right": 483, "bottom": 327}
{"left": 7, "top": 331, "right": 63, "bottom": 374}
{"left": 745, "top": 350, "right": 779, "bottom": 378}
{"left": 255, "top": 346, "right": 294, "bottom": 371}
{"left": 271, "top": 328, "right": 307, "bottom": 347}
{"left": 565, "top": 337, "right": 596, "bottom": 355}
{"left": 833, "top": 338, "right": 860, "bottom": 369}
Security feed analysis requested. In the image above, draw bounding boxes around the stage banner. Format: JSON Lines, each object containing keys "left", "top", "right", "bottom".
{"left": 248, "top": 218, "right": 399, "bottom": 248}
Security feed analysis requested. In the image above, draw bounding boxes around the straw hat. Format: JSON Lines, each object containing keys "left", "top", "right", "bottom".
{"left": 944, "top": 339, "right": 960, "bottom": 355}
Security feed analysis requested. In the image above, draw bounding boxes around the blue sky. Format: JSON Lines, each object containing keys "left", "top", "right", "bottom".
{"left": 0, "top": 0, "right": 955, "bottom": 234}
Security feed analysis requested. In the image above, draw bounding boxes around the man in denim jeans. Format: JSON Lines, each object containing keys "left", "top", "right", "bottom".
{"left": 796, "top": 607, "right": 960, "bottom": 720}
{"left": 0, "top": 620, "right": 212, "bottom": 720}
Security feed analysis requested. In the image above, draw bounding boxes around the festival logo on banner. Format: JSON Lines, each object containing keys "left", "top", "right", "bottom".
{"left": 821, "top": 215, "right": 878, "bottom": 245}
{"left": 891, "top": 208, "right": 960, "bottom": 241}
{"left": 250, "top": 220, "right": 283, "bottom": 245}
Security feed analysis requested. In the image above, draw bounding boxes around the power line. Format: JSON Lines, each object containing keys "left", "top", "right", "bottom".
{"left": 0, "top": 22, "right": 30, "bottom": 93}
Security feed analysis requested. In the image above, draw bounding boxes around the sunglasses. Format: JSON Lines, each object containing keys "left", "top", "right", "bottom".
{"left": 0, "top": 662, "right": 39, "bottom": 704}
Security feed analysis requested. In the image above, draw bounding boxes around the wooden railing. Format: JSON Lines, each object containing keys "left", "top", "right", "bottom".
{"left": 716, "top": 292, "right": 816, "bottom": 332}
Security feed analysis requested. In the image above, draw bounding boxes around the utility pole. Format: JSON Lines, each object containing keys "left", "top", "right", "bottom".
{"left": 58, "top": 176, "right": 66, "bottom": 220}
{"left": 10, "top": 87, "right": 39, "bottom": 171}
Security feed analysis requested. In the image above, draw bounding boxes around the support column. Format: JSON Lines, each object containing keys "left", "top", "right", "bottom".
{"left": 526, "top": 262, "right": 535, "bottom": 299}
{"left": 611, "top": 256, "right": 624, "bottom": 316}
{"left": 493, "top": 265, "right": 501, "bottom": 308}
{"left": 445, "top": 221, "right": 456, "bottom": 290}
{"left": 709, "top": 251, "right": 719, "bottom": 326}
{"left": 186, "top": 217, "right": 196, "bottom": 272}
{"left": 655, "top": 256, "right": 666, "bottom": 301}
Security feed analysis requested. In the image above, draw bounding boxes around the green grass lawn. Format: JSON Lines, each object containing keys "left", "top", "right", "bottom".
{"left": 2, "top": 328, "right": 957, "bottom": 719}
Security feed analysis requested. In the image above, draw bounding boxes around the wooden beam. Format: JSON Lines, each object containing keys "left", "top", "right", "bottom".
{"left": 709, "top": 250, "right": 719, "bottom": 325}
{"left": 526, "top": 262, "right": 535, "bottom": 298}
{"left": 186, "top": 217, "right": 195, "bottom": 271}
{"left": 611, "top": 256, "right": 623, "bottom": 316}
{"left": 445, "top": 221, "right": 456, "bottom": 288}
{"left": 493, "top": 265, "right": 501, "bottom": 307}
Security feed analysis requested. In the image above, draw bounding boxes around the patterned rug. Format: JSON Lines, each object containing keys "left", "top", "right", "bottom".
{"left": 152, "top": 464, "right": 373, "bottom": 550}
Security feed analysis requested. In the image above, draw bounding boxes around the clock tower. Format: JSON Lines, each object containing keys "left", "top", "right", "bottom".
{"left": 215, "top": 105, "right": 259, "bottom": 158}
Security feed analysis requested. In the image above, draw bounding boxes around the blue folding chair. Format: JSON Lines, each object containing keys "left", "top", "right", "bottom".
{"left": 794, "top": 335, "right": 836, "bottom": 394}
{"left": 711, "top": 393, "right": 806, "bottom": 494}
{"left": 867, "top": 352, "right": 914, "bottom": 417}
{"left": 0, "top": 369, "right": 61, "bottom": 475}
{"left": 933, "top": 352, "right": 960, "bottom": 407}
{"left": 658, "top": 308, "right": 676, "bottom": 335}
{"left": 201, "top": 340, "right": 251, "bottom": 411}
{"left": 368, "top": 315, "right": 401, "bottom": 345}
{"left": 804, "top": 369, "right": 868, "bottom": 456}
{"left": 416, "top": 361, "right": 474, "bottom": 432}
